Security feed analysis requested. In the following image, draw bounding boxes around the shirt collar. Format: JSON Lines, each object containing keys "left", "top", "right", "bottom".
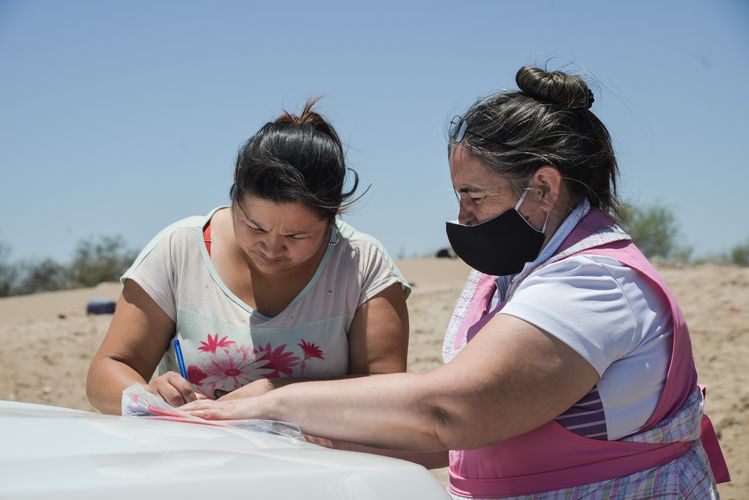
{"left": 505, "top": 198, "right": 591, "bottom": 283}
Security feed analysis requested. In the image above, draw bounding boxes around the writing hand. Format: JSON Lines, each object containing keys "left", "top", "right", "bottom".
{"left": 147, "top": 370, "right": 199, "bottom": 407}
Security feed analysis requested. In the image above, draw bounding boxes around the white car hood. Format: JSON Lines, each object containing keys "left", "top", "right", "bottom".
{"left": 0, "top": 401, "right": 449, "bottom": 499}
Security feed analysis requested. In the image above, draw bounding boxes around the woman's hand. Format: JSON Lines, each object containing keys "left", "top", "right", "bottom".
{"left": 181, "top": 396, "right": 263, "bottom": 420}
{"left": 147, "top": 371, "right": 201, "bottom": 407}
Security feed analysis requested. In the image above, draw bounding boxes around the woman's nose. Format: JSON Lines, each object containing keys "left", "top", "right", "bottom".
{"left": 458, "top": 203, "right": 475, "bottom": 226}
{"left": 261, "top": 233, "right": 286, "bottom": 255}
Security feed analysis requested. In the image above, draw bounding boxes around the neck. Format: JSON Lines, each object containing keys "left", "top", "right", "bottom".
{"left": 540, "top": 196, "right": 580, "bottom": 248}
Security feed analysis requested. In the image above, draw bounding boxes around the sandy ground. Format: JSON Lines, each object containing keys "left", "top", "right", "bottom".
{"left": 0, "top": 259, "right": 746, "bottom": 498}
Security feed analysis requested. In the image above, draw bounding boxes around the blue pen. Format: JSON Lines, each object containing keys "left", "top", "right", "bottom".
{"left": 173, "top": 338, "right": 188, "bottom": 380}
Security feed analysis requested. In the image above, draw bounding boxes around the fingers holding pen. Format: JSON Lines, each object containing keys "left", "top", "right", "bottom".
{"left": 147, "top": 371, "right": 197, "bottom": 407}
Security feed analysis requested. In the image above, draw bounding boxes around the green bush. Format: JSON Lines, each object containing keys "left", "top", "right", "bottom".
{"left": 15, "top": 258, "right": 71, "bottom": 294}
{"left": 621, "top": 202, "right": 692, "bottom": 262}
{"left": 730, "top": 239, "right": 749, "bottom": 267}
{"left": 0, "top": 242, "right": 18, "bottom": 297}
{"left": 0, "top": 235, "right": 138, "bottom": 296}
{"left": 68, "top": 235, "right": 138, "bottom": 288}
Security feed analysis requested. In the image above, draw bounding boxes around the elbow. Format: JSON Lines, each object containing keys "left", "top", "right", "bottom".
{"left": 429, "top": 404, "right": 484, "bottom": 451}
{"left": 85, "top": 356, "right": 103, "bottom": 412}
{"left": 426, "top": 396, "right": 516, "bottom": 451}
{"left": 429, "top": 406, "right": 494, "bottom": 451}
{"left": 429, "top": 403, "right": 457, "bottom": 450}
{"left": 85, "top": 355, "right": 120, "bottom": 415}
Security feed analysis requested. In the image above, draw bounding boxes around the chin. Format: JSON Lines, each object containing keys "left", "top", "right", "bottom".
{"left": 252, "top": 255, "right": 292, "bottom": 274}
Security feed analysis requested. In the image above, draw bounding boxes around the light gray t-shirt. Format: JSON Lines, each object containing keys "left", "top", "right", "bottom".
{"left": 122, "top": 207, "right": 410, "bottom": 399}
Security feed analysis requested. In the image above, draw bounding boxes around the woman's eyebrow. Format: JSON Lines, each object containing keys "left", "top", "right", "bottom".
{"left": 282, "top": 230, "right": 311, "bottom": 237}
{"left": 242, "top": 213, "right": 311, "bottom": 236}
{"left": 238, "top": 208, "right": 269, "bottom": 231}
{"left": 456, "top": 186, "right": 482, "bottom": 193}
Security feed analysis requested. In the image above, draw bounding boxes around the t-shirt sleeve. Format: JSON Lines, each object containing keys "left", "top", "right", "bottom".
{"left": 355, "top": 239, "right": 412, "bottom": 307}
{"left": 120, "top": 224, "right": 185, "bottom": 322}
{"left": 499, "top": 255, "right": 639, "bottom": 376}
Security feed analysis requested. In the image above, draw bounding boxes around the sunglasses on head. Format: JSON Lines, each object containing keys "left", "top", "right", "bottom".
{"left": 449, "top": 115, "right": 503, "bottom": 148}
{"left": 449, "top": 115, "right": 469, "bottom": 143}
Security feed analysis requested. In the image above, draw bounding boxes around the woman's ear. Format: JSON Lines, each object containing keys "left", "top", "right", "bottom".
{"left": 530, "top": 166, "right": 562, "bottom": 211}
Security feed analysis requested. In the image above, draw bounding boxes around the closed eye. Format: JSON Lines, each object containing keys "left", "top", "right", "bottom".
{"left": 285, "top": 234, "right": 309, "bottom": 241}
{"left": 455, "top": 188, "right": 485, "bottom": 205}
{"left": 246, "top": 223, "right": 266, "bottom": 233}
{"left": 457, "top": 194, "right": 484, "bottom": 205}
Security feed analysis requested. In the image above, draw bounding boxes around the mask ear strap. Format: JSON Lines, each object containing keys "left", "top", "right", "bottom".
{"left": 514, "top": 188, "right": 531, "bottom": 211}
{"left": 540, "top": 210, "right": 550, "bottom": 233}
{"left": 515, "top": 188, "right": 550, "bottom": 234}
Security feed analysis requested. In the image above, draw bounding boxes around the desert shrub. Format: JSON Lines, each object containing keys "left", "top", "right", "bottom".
{"left": 15, "top": 258, "right": 71, "bottom": 294}
{"left": 68, "top": 235, "right": 138, "bottom": 287}
{"left": 0, "top": 235, "right": 137, "bottom": 295}
{"left": 621, "top": 203, "right": 692, "bottom": 261}
{"left": 0, "top": 242, "right": 18, "bottom": 297}
{"left": 730, "top": 239, "right": 749, "bottom": 267}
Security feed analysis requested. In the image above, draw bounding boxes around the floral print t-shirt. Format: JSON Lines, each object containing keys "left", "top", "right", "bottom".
{"left": 122, "top": 207, "right": 410, "bottom": 399}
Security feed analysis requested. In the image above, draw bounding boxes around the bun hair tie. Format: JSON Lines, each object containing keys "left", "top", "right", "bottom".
{"left": 586, "top": 89, "right": 595, "bottom": 109}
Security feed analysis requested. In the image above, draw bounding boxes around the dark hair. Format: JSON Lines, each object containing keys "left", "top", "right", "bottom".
{"left": 231, "top": 98, "right": 359, "bottom": 220}
{"left": 450, "top": 66, "right": 620, "bottom": 217}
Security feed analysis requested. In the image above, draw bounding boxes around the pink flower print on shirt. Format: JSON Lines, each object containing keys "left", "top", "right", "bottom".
{"left": 299, "top": 339, "right": 325, "bottom": 360}
{"left": 198, "top": 333, "right": 235, "bottom": 354}
{"left": 254, "top": 342, "right": 301, "bottom": 378}
{"left": 298, "top": 339, "right": 325, "bottom": 377}
{"left": 197, "top": 343, "right": 272, "bottom": 398}
{"left": 187, "top": 365, "right": 208, "bottom": 385}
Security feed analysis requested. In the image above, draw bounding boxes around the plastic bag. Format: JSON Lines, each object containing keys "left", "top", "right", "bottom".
{"left": 121, "top": 383, "right": 305, "bottom": 440}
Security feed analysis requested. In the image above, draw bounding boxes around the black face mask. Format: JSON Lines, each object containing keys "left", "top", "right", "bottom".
{"left": 445, "top": 192, "right": 546, "bottom": 276}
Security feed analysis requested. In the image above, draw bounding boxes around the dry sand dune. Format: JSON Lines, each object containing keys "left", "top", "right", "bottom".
{"left": 0, "top": 259, "right": 746, "bottom": 498}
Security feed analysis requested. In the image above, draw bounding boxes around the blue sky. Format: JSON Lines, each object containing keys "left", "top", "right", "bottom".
{"left": 1, "top": 0, "right": 747, "bottom": 263}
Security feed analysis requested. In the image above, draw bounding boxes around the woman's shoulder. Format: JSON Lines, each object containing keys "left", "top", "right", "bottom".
{"left": 535, "top": 252, "right": 638, "bottom": 283}
{"left": 122, "top": 207, "right": 224, "bottom": 281}
{"left": 334, "top": 219, "right": 394, "bottom": 258}
{"left": 511, "top": 254, "right": 645, "bottom": 331}
{"left": 335, "top": 219, "right": 380, "bottom": 244}
{"left": 331, "top": 219, "right": 410, "bottom": 298}
{"left": 145, "top": 207, "right": 225, "bottom": 247}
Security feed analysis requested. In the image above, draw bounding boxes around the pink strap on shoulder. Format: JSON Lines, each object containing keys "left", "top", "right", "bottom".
{"left": 566, "top": 209, "right": 728, "bottom": 483}
{"left": 203, "top": 222, "right": 212, "bottom": 256}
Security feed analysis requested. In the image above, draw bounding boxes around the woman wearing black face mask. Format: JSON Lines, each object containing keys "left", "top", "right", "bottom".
{"left": 182, "top": 67, "right": 729, "bottom": 498}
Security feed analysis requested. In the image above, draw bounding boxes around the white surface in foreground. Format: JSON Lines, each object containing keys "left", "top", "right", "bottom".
{"left": 0, "top": 400, "right": 450, "bottom": 499}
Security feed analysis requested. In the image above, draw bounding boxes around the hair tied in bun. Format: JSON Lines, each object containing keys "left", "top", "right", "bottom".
{"left": 585, "top": 89, "right": 595, "bottom": 109}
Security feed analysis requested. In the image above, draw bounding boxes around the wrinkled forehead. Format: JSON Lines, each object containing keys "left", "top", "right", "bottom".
{"left": 234, "top": 195, "right": 327, "bottom": 227}
{"left": 449, "top": 144, "right": 504, "bottom": 187}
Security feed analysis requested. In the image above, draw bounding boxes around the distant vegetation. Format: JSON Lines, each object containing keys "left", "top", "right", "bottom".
{"left": 621, "top": 203, "right": 746, "bottom": 266}
{"left": 1, "top": 205, "right": 748, "bottom": 297}
{"left": 0, "top": 235, "right": 138, "bottom": 297}
{"left": 731, "top": 238, "right": 749, "bottom": 267}
{"left": 620, "top": 203, "right": 694, "bottom": 263}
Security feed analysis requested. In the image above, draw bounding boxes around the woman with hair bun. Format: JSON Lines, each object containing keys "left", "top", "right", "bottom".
{"left": 87, "top": 99, "right": 410, "bottom": 414}
{"left": 183, "top": 68, "right": 729, "bottom": 498}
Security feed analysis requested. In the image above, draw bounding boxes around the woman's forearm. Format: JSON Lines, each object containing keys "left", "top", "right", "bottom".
{"left": 86, "top": 355, "right": 148, "bottom": 415}
{"left": 188, "top": 371, "right": 451, "bottom": 451}
{"left": 275, "top": 373, "right": 444, "bottom": 449}
{"left": 183, "top": 314, "right": 603, "bottom": 451}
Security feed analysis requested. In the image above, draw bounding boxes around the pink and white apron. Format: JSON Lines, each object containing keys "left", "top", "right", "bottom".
{"left": 443, "top": 209, "right": 730, "bottom": 498}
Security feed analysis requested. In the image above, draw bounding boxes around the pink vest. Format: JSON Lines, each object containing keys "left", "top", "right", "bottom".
{"left": 448, "top": 209, "right": 730, "bottom": 498}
